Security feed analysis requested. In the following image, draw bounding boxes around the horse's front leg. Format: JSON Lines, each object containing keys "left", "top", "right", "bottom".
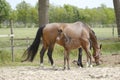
{"left": 40, "top": 46, "right": 47, "bottom": 68}
{"left": 77, "top": 48, "right": 83, "bottom": 67}
{"left": 83, "top": 40, "right": 93, "bottom": 67}
{"left": 86, "top": 50, "right": 93, "bottom": 67}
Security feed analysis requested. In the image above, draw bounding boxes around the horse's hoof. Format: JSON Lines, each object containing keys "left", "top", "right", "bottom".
{"left": 79, "top": 66, "right": 82, "bottom": 68}
{"left": 40, "top": 63, "right": 44, "bottom": 69}
{"left": 86, "top": 62, "right": 89, "bottom": 67}
{"left": 90, "top": 65, "right": 93, "bottom": 68}
{"left": 52, "top": 64, "right": 56, "bottom": 69}
{"left": 62, "top": 68, "right": 65, "bottom": 70}
{"left": 80, "top": 64, "right": 83, "bottom": 67}
{"left": 68, "top": 68, "right": 70, "bottom": 70}
{"left": 52, "top": 65, "right": 58, "bottom": 70}
{"left": 62, "top": 67, "right": 66, "bottom": 70}
{"left": 77, "top": 62, "right": 83, "bottom": 67}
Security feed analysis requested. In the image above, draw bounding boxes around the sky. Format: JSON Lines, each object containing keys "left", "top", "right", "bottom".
{"left": 6, "top": 0, "right": 114, "bottom": 9}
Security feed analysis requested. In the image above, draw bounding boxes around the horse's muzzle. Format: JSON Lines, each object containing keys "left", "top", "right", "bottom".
{"left": 56, "top": 37, "right": 60, "bottom": 41}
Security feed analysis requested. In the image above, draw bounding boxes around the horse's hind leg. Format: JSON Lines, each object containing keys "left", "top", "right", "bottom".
{"left": 40, "top": 46, "right": 47, "bottom": 67}
{"left": 47, "top": 44, "right": 55, "bottom": 67}
{"left": 77, "top": 48, "right": 83, "bottom": 67}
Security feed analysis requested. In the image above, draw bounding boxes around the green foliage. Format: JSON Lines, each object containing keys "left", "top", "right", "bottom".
{"left": 16, "top": 1, "right": 31, "bottom": 25}
{"left": 49, "top": 4, "right": 115, "bottom": 25}
{"left": 0, "top": 1, "right": 116, "bottom": 28}
{"left": 15, "top": 1, "right": 38, "bottom": 27}
{"left": 29, "top": 7, "right": 38, "bottom": 24}
{"left": 0, "top": 0, "right": 11, "bottom": 25}
{"left": 9, "top": 10, "right": 17, "bottom": 21}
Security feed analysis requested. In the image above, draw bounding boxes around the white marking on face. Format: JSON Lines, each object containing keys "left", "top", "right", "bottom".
{"left": 56, "top": 37, "right": 60, "bottom": 41}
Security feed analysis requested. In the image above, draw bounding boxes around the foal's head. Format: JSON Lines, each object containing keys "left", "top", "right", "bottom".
{"left": 57, "top": 29, "right": 63, "bottom": 40}
{"left": 56, "top": 28, "right": 69, "bottom": 42}
{"left": 93, "top": 44, "right": 102, "bottom": 65}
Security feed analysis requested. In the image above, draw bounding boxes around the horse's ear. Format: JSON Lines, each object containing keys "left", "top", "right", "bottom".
{"left": 58, "top": 29, "right": 63, "bottom": 33}
{"left": 100, "top": 44, "right": 102, "bottom": 49}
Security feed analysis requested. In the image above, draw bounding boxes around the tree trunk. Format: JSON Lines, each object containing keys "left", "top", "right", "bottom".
{"left": 38, "top": 0, "right": 49, "bottom": 26}
{"left": 113, "top": 0, "right": 120, "bottom": 38}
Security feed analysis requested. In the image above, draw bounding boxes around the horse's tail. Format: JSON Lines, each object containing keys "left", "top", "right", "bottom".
{"left": 21, "top": 25, "right": 45, "bottom": 62}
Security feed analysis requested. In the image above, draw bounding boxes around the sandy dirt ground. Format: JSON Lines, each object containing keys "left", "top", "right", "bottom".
{"left": 0, "top": 53, "right": 120, "bottom": 80}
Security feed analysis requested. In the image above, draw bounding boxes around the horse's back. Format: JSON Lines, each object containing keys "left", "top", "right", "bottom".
{"left": 61, "top": 21, "right": 90, "bottom": 38}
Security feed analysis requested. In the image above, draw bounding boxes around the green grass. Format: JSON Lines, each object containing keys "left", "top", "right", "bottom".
{"left": 0, "top": 28, "right": 37, "bottom": 38}
{"left": 0, "top": 28, "right": 37, "bottom": 47}
{"left": 0, "top": 27, "right": 120, "bottom": 67}
{"left": 0, "top": 41, "right": 120, "bottom": 67}
{"left": 101, "top": 40, "right": 120, "bottom": 54}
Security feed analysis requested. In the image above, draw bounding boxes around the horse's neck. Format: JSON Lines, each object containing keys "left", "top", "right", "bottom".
{"left": 90, "top": 33, "right": 99, "bottom": 52}
{"left": 92, "top": 40, "right": 99, "bottom": 57}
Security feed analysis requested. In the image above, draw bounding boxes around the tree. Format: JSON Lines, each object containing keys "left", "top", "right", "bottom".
{"left": 38, "top": 0, "right": 49, "bottom": 26}
{"left": 29, "top": 7, "right": 38, "bottom": 24}
{"left": 0, "top": 0, "right": 11, "bottom": 27}
{"left": 16, "top": 1, "right": 31, "bottom": 27}
{"left": 113, "top": 0, "right": 120, "bottom": 38}
{"left": 9, "top": 10, "right": 17, "bottom": 22}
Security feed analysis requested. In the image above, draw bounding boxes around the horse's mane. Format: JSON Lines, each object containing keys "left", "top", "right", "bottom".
{"left": 89, "top": 28, "right": 99, "bottom": 50}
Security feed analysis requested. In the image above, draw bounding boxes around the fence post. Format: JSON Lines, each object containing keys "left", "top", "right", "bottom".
{"left": 10, "top": 20, "right": 14, "bottom": 62}
{"left": 112, "top": 24, "right": 114, "bottom": 38}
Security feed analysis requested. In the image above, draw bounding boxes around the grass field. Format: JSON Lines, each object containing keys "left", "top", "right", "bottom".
{"left": 0, "top": 27, "right": 120, "bottom": 66}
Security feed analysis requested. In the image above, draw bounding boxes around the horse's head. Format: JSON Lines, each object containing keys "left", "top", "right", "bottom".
{"left": 93, "top": 44, "right": 102, "bottom": 65}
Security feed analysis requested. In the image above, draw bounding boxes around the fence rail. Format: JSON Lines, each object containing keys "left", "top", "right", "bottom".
{"left": 0, "top": 34, "right": 14, "bottom": 37}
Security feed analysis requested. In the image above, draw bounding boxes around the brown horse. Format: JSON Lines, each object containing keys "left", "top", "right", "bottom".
{"left": 56, "top": 21, "right": 102, "bottom": 69}
{"left": 21, "top": 23, "right": 83, "bottom": 67}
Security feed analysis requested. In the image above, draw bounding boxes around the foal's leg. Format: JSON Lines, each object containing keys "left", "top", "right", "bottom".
{"left": 63, "top": 50, "right": 70, "bottom": 70}
{"left": 40, "top": 46, "right": 47, "bottom": 67}
{"left": 66, "top": 51, "right": 70, "bottom": 70}
{"left": 77, "top": 48, "right": 83, "bottom": 67}
{"left": 63, "top": 50, "right": 67, "bottom": 70}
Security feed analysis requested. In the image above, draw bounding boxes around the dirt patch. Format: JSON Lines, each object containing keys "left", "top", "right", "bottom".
{"left": 0, "top": 54, "right": 120, "bottom": 80}
{"left": 101, "top": 53, "right": 120, "bottom": 67}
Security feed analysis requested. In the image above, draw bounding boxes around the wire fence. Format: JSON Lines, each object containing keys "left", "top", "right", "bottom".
{"left": 0, "top": 24, "right": 120, "bottom": 61}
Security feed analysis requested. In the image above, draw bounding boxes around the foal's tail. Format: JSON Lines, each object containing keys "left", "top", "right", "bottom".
{"left": 21, "top": 25, "right": 45, "bottom": 62}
